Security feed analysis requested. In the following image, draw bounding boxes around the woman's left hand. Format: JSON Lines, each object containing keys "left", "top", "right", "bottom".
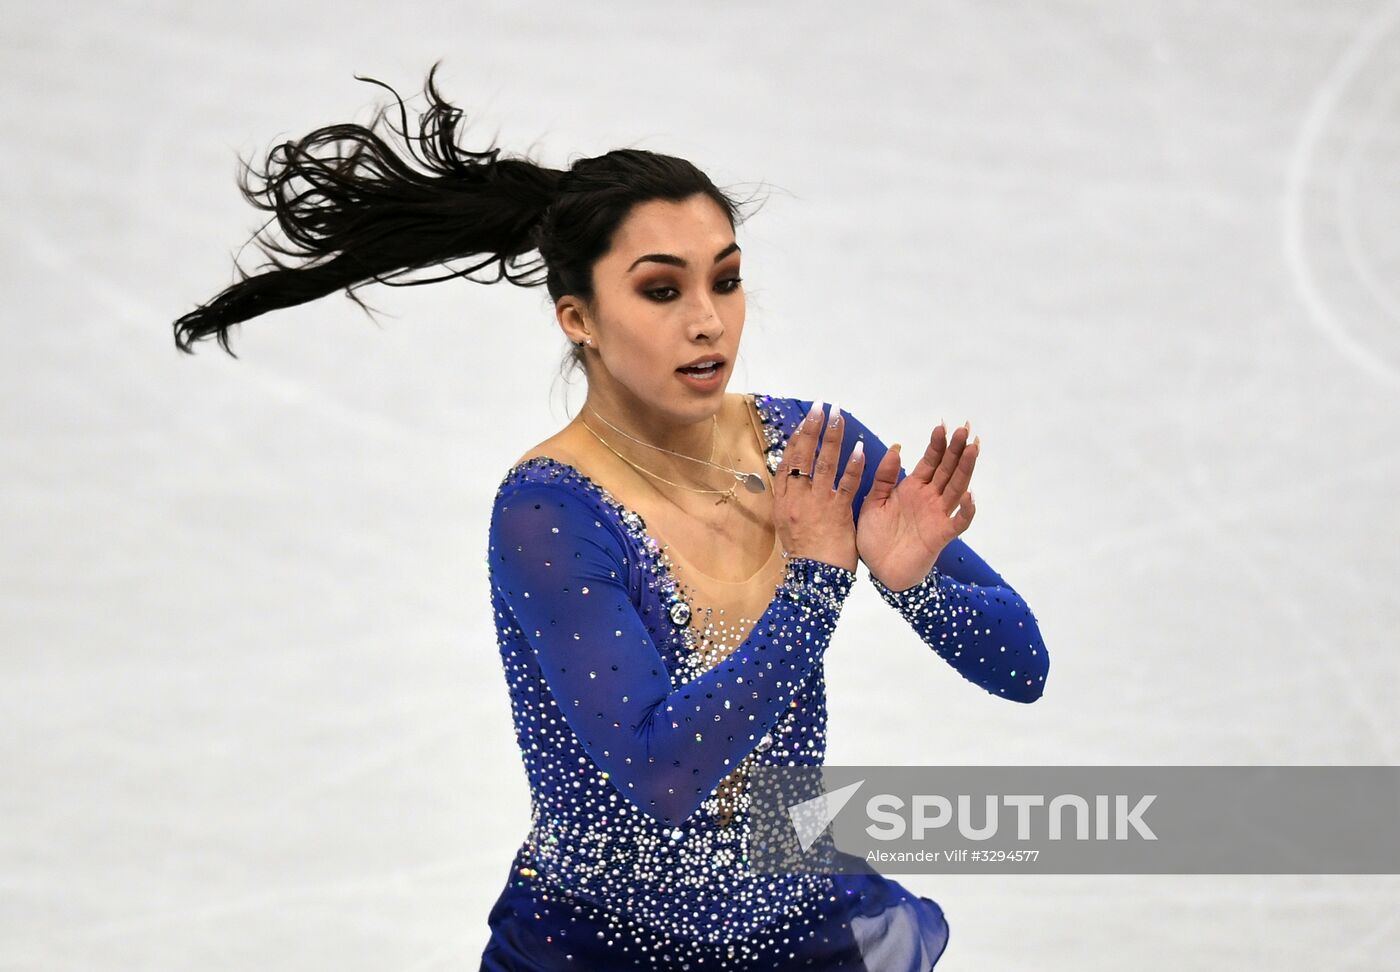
{"left": 856, "top": 421, "right": 979, "bottom": 591}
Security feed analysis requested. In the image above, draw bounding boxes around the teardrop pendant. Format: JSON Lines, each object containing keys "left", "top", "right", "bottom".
{"left": 738, "top": 471, "right": 767, "bottom": 493}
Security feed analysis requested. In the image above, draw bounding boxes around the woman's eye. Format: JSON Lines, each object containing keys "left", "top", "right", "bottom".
{"left": 644, "top": 277, "right": 743, "bottom": 302}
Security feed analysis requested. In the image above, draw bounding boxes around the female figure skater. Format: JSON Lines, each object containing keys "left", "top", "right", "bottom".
{"left": 173, "top": 64, "right": 1049, "bottom": 971}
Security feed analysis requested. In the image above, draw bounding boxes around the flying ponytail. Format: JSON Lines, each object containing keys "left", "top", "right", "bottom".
{"left": 172, "top": 60, "right": 750, "bottom": 358}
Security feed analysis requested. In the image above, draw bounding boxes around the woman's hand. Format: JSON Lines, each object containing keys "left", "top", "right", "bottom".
{"left": 856, "top": 420, "right": 979, "bottom": 591}
{"left": 773, "top": 402, "right": 866, "bottom": 573}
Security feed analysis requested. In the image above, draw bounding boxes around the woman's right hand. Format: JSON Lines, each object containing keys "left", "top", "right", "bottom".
{"left": 772, "top": 401, "right": 865, "bottom": 573}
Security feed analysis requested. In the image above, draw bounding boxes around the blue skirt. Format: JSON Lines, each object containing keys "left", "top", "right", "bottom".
{"left": 480, "top": 846, "right": 950, "bottom": 971}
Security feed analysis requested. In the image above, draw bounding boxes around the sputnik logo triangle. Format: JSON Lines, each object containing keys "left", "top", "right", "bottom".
{"left": 787, "top": 778, "right": 865, "bottom": 852}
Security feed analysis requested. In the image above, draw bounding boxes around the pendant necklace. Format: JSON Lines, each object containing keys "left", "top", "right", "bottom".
{"left": 581, "top": 406, "right": 770, "bottom": 501}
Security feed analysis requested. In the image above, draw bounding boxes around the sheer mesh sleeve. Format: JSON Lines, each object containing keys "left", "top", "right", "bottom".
{"left": 489, "top": 478, "right": 858, "bottom": 828}
{"left": 798, "top": 399, "right": 1050, "bottom": 703}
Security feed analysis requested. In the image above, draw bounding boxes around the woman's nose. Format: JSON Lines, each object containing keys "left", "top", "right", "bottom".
{"left": 690, "top": 308, "right": 722, "bottom": 338}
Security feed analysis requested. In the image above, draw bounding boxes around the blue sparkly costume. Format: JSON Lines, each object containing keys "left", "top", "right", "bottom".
{"left": 481, "top": 393, "right": 1049, "bottom": 970}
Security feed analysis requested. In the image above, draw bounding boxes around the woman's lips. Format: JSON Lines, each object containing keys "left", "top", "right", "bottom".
{"left": 676, "top": 363, "right": 724, "bottom": 388}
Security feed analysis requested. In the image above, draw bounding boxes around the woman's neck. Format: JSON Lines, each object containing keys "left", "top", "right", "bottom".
{"left": 575, "top": 394, "right": 724, "bottom": 475}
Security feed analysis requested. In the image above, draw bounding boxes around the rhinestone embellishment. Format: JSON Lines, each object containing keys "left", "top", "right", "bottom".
{"left": 668, "top": 600, "right": 692, "bottom": 626}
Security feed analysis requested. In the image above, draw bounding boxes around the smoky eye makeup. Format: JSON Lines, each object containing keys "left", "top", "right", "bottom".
{"left": 642, "top": 274, "right": 743, "bottom": 302}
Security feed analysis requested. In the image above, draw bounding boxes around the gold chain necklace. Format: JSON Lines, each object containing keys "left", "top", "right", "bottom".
{"left": 580, "top": 405, "right": 770, "bottom": 502}
{"left": 582, "top": 412, "right": 738, "bottom": 502}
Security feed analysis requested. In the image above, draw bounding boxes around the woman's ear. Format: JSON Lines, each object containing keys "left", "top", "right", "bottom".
{"left": 555, "top": 296, "right": 597, "bottom": 348}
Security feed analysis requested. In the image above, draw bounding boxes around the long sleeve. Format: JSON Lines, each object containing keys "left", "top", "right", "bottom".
{"left": 798, "top": 398, "right": 1049, "bottom": 703}
{"left": 489, "top": 478, "right": 858, "bottom": 829}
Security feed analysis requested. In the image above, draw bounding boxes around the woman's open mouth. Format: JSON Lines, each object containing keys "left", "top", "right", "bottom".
{"left": 676, "top": 360, "right": 723, "bottom": 389}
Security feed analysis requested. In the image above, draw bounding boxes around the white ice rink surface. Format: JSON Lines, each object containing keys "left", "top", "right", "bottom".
{"left": 4, "top": 1, "right": 1400, "bottom": 969}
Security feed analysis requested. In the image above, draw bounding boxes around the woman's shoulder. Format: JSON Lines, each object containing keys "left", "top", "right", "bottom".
{"left": 490, "top": 455, "right": 636, "bottom": 575}
{"left": 496, "top": 452, "right": 594, "bottom": 503}
{"left": 509, "top": 423, "right": 585, "bottom": 469}
{"left": 502, "top": 418, "right": 593, "bottom": 485}
{"left": 495, "top": 442, "right": 621, "bottom": 529}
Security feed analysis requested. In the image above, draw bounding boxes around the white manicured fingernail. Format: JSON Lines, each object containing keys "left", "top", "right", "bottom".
{"left": 852, "top": 439, "right": 864, "bottom": 458}
{"left": 828, "top": 400, "right": 840, "bottom": 424}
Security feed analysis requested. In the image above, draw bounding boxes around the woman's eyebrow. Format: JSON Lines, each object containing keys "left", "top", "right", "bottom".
{"left": 627, "top": 241, "right": 741, "bottom": 273}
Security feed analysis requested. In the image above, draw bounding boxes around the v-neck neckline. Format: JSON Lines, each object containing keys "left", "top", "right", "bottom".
{"left": 498, "top": 391, "right": 797, "bottom": 593}
{"left": 650, "top": 393, "right": 781, "bottom": 586}
{"left": 661, "top": 518, "right": 784, "bottom": 586}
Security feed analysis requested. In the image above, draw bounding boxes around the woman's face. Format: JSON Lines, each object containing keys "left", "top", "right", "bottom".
{"left": 561, "top": 193, "right": 745, "bottom": 423}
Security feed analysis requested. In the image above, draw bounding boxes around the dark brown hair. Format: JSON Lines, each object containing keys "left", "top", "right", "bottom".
{"left": 172, "top": 60, "right": 756, "bottom": 360}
